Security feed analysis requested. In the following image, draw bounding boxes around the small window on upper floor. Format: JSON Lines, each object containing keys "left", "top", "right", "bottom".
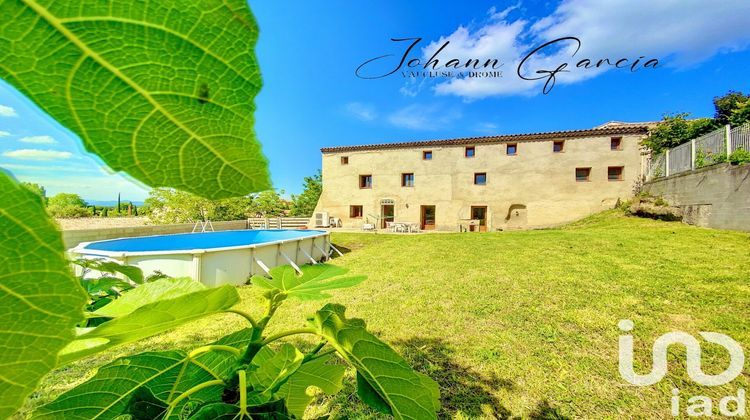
{"left": 608, "top": 166, "right": 624, "bottom": 181}
{"left": 359, "top": 174, "right": 372, "bottom": 189}
{"left": 423, "top": 150, "right": 433, "bottom": 160}
{"left": 350, "top": 205, "right": 363, "bottom": 218}
{"left": 507, "top": 143, "right": 517, "bottom": 155}
{"left": 341, "top": 156, "right": 349, "bottom": 165}
{"left": 611, "top": 137, "right": 622, "bottom": 150}
{"left": 465, "top": 146, "right": 475, "bottom": 158}
{"left": 474, "top": 172, "right": 487, "bottom": 185}
{"left": 576, "top": 167, "right": 591, "bottom": 182}
{"left": 401, "top": 173, "right": 414, "bottom": 187}
{"left": 553, "top": 141, "right": 564, "bottom": 153}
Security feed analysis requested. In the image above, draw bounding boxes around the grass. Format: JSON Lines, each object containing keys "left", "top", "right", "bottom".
{"left": 24, "top": 210, "right": 750, "bottom": 418}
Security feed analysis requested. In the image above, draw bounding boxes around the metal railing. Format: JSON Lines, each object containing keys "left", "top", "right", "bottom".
{"left": 731, "top": 123, "right": 750, "bottom": 154}
{"left": 646, "top": 122, "right": 749, "bottom": 180}
{"left": 247, "top": 217, "right": 310, "bottom": 229}
{"left": 668, "top": 141, "right": 692, "bottom": 175}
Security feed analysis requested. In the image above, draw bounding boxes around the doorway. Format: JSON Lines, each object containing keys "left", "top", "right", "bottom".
{"left": 381, "top": 204, "right": 394, "bottom": 229}
{"left": 470, "top": 206, "right": 488, "bottom": 232}
{"left": 420, "top": 205, "right": 436, "bottom": 230}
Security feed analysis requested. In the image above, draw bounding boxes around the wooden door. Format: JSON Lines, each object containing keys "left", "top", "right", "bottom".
{"left": 420, "top": 205, "right": 436, "bottom": 230}
{"left": 470, "top": 206, "right": 488, "bottom": 232}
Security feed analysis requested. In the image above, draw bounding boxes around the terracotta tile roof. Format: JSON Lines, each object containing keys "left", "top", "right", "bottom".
{"left": 594, "top": 120, "right": 661, "bottom": 129}
{"left": 320, "top": 125, "right": 649, "bottom": 153}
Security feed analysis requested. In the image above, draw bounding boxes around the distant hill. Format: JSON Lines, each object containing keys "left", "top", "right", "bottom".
{"left": 87, "top": 200, "right": 145, "bottom": 207}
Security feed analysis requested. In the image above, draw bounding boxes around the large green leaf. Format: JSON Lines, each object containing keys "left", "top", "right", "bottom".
{"left": 247, "top": 344, "right": 304, "bottom": 404}
{"left": 251, "top": 264, "right": 366, "bottom": 300}
{"left": 59, "top": 284, "right": 240, "bottom": 363}
{"left": 0, "top": 0, "right": 269, "bottom": 199}
{"left": 308, "top": 304, "right": 440, "bottom": 420}
{"left": 89, "top": 260, "right": 145, "bottom": 284}
{"left": 35, "top": 328, "right": 256, "bottom": 419}
{"left": 0, "top": 171, "right": 86, "bottom": 418}
{"left": 276, "top": 354, "right": 346, "bottom": 418}
{"left": 92, "top": 277, "right": 204, "bottom": 318}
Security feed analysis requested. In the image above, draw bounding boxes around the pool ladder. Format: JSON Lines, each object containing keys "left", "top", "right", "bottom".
{"left": 192, "top": 220, "right": 215, "bottom": 233}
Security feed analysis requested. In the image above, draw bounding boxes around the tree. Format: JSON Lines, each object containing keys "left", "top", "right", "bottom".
{"left": 728, "top": 98, "right": 750, "bottom": 127}
{"left": 47, "top": 193, "right": 90, "bottom": 218}
{"left": 145, "top": 188, "right": 255, "bottom": 224}
{"left": 714, "top": 91, "right": 750, "bottom": 126}
{"left": 290, "top": 170, "right": 322, "bottom": 216}
{"left": 20, "top": 182, "right": 46, "bottom": 201}
{"left": 644, "top": 91, "right": 750, "bottom": 154}
{"left": 643, "top": 113, "right": 716, "bottom": 153}
{"left": 250, "top": 190, "right": 289, "bottom": 217}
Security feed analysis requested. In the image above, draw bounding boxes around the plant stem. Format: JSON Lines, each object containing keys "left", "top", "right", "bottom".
{"left": 226, "top": 308, "right": 259, "bottom": 328}
{"left": 261, "top": 328, "right": 317, "bottom": 345}
{"left": 188, "top": 344, "right": 241, "bottom": 359}
{"left": 308, "top": 341, "right": 326, "bottom": 355}
{"left": 307, "top": 348, "right": 338, "bottom": 362}
{"left": 163, "top": 379, "right": 224, "bottom": 418}
{"left": 238, "top": 369, "right": 248, "bottom": 415}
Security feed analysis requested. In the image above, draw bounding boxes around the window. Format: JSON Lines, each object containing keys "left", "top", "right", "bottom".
{"left": 349, "top": 205, "right": 363, "bottom": 218}
{"left": 465, "top": 146, "right": 475, "bottom": 157}
{"left": 359, "top": 174, "right": 372, "bottom": 189}
{"left": 423, "top": 150, "right": 432, "bottom": 160}
{"left": 474, "top": 172, "right": 487, "bottom": 185}
{"left": 341, "top": 156, "right": 349, "bottom": 165}
{"left": 611, "top": 137, "right": 622, "bottom": 150}
{"left": 608, "top": 166, "right": 624, "bottom": 181}
{"left": 553, "top": 141, "right": 564, "bottom": 153}
{"left": 506, "top": 143, "right": 517, "bottom": 155}
{"left": 575, "top": 167, "right": 591, "bottom": 182}
{"left": 401, "top": 173, "right": 414, "bottom": 187}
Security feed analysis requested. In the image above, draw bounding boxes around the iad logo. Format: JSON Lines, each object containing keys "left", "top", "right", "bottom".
{"left": 618, "top": 319, "right": 746, "bottom": 417}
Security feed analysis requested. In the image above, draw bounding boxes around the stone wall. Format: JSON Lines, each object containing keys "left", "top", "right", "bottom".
{"left": 642, "top": 163, "right": 750, "bottom": 232}
{"left": 63, "top": 220, "right": 248, "bottom": 249}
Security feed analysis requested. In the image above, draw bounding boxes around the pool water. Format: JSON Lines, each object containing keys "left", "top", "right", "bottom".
{"left": 81, "top": 229, "right": 326, "bottom": 253}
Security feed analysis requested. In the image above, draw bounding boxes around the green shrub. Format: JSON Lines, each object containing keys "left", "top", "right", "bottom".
{"left": 694, "top": 149, "right": 707, "bottom": 168}
{"left": 47, "top": 193, "right": 90, "bottom": 218}
{"left": 729, "top": 148, "right": 750, "bottom": 165}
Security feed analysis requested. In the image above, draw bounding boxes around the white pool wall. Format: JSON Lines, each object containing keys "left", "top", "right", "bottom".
{"left": 70, "top": 230, "right": 331, "bottom": 287}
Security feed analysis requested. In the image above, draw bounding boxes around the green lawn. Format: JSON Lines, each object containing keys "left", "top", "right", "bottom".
{"left": 25, "top": 210, "right": 750, "bottom": 418}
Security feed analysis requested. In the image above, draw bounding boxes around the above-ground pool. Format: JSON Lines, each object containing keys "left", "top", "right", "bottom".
{"left": 71, "top": 229, "right": 332, "bottom": 286}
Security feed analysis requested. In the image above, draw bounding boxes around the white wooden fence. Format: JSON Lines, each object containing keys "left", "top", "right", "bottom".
{"left": 647, "top": 122, "right": 749, "bottom": 180}
{"left": 247, "top": 217, "right": 310, "bottom": 229}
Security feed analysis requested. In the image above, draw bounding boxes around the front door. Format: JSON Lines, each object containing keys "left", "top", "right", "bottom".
{"left": 420, "top": 205, "right": 436, "bottom": 230}
{"left": 470, "top": 206, "right": 488, "bottom": 232}
{"left": 381, "top": 204, "right": 394, "bottom": 229}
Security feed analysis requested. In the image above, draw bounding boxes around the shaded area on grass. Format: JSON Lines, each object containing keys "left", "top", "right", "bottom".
{"left": 395, "top": 337, "right": 568, "bottom": 419}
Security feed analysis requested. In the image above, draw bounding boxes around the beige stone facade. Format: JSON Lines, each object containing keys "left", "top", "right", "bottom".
{"left": 313, "top": 126, "right": 649, "bottom": 231}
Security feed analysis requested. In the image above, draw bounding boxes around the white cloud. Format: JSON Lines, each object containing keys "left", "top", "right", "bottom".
{"left": 473, "top": 122, "right": 500, "bottom": 134}
{"left": 419, "top": 0, "right": 750, "bottom": 99}
{"left": 0, "top": 105, "right": 17, "bottom": 117}
{"left": 388, "top": 104, "right": 462, "bottom": 130}
{"left": 3, "top": 149, "right": 73, "bottom": 160}
{"left": 19, "top": 135, "right": 56, "bottom": 144}
{"left": 0, "top": 163, "right": 95, "bottom": 173}
{"left": 0, "top": 130, "right": 10, "bottom": 137}
{"left": 344, "top": 102, "right": 377, "bottom": 121}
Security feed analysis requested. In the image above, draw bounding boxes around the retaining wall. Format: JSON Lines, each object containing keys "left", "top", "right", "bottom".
{"left": 642, "top": 163, "right": 750, "bottom": 232}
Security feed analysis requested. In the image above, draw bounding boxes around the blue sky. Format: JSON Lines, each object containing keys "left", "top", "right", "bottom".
{"left": 1, "top": 0, "right": 749, "bottom": 201}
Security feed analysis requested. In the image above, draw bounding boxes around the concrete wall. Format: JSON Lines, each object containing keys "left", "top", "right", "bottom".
{"left": 315, "top": 134, "right": 647, "bottom": 231}
{"left": 63, "top": 220, "right": 248, "bottom": 249}
{"left": 642, "top": 163, "right": 750, "bottom": 232}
